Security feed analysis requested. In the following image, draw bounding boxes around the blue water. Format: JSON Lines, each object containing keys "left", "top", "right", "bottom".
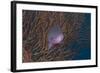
{"left": 65, "top": 13, "right": 91, "bottom": 60}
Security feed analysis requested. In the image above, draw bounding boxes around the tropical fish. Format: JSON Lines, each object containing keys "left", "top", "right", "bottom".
{"left": 48, "top": 25, "right": 64, "bottom": 49}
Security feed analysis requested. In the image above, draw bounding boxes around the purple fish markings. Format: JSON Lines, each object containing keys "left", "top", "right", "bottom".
{"left": 51, "top": 34, "right": 63, "bottom": 44}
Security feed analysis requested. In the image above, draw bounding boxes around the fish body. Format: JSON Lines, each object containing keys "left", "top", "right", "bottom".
{"left": 48, "top": 25, "right": 64, "bottom": 49}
